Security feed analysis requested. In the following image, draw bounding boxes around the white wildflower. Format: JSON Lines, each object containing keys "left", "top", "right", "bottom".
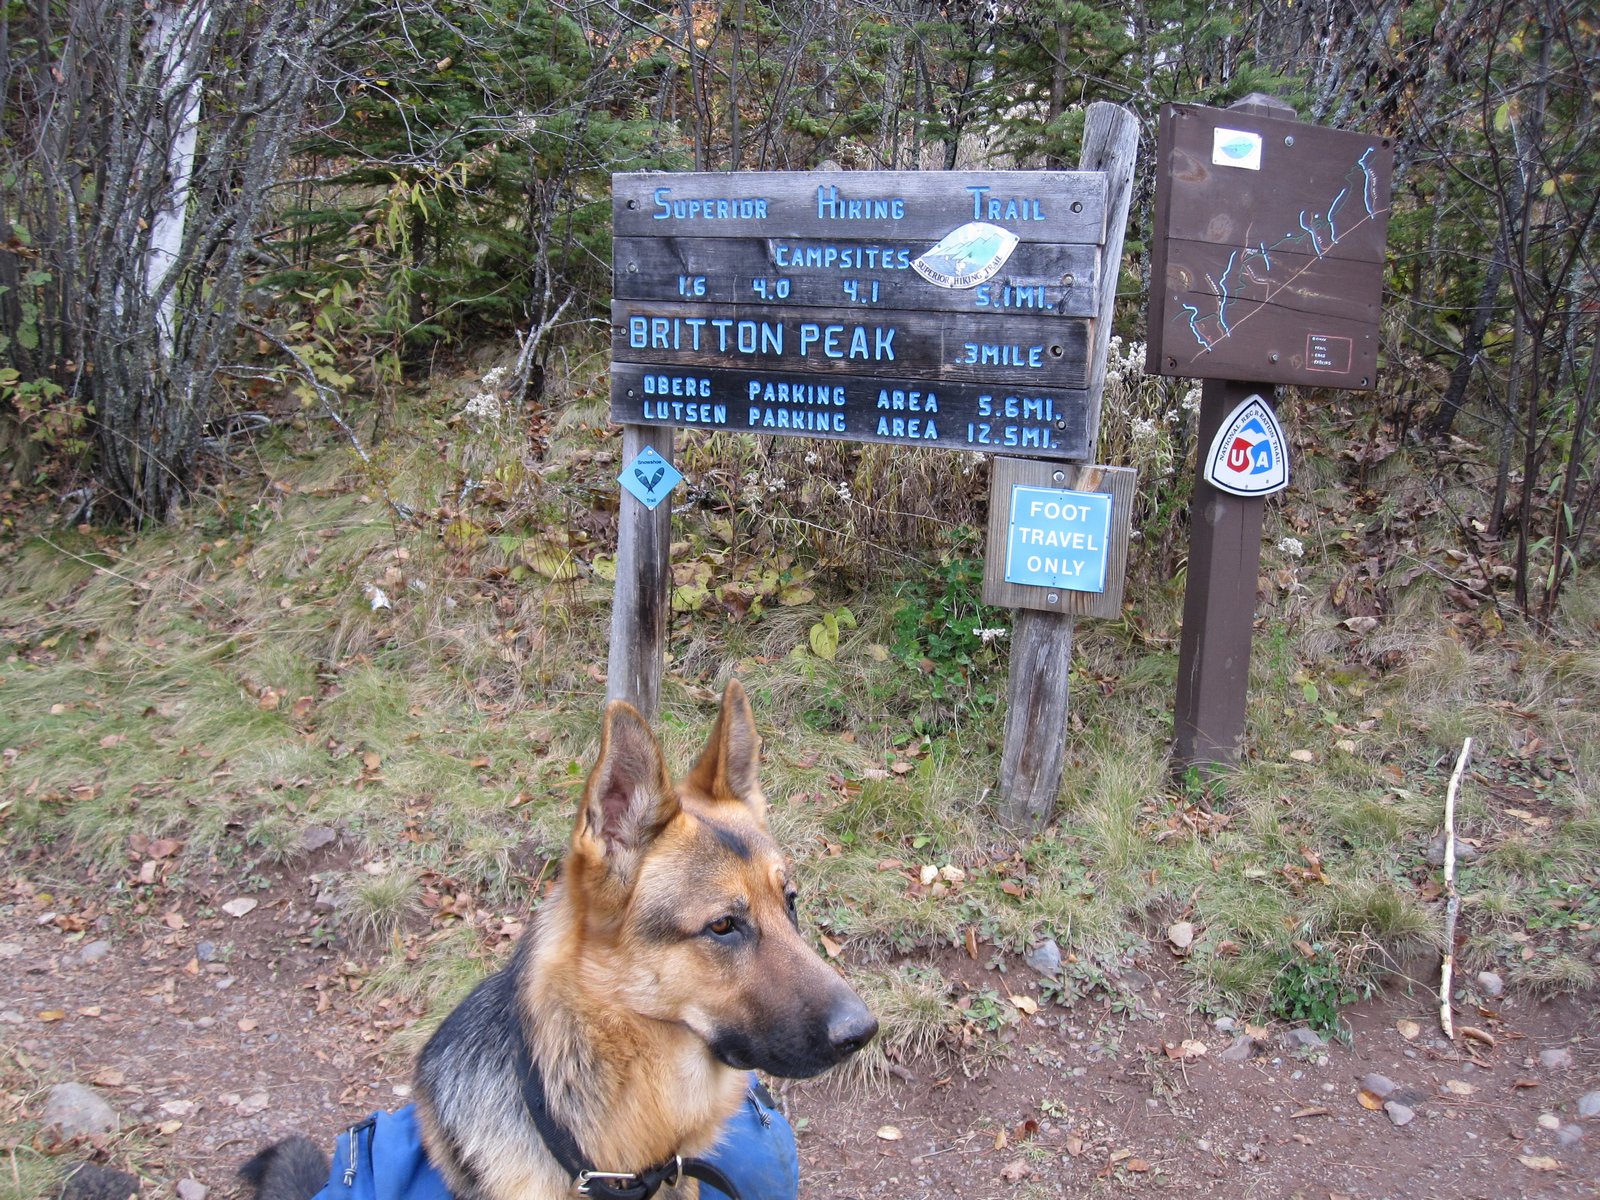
{"left": 974, "top": 627, "right": 1008, "bottom": 645}
{"left": 460, "top": 391, "right": 502, "bottom": 425}
{"left": 1131, "top": 416, "right": 1157, "bottom": 442}
{"left": 836, "top": 482, "right": 852, "bottom": 502}
{"left": 480, "top": 364, "right": 508, "bottom": 387}
{"left": 1277, "top": 536, "right": 1305, "bottom": 559}
{"left": 804, "top": 451, "right": 820, "bottom": 465}
{"left": 1181, "top": 386, "right": 1202, "bottom": 414}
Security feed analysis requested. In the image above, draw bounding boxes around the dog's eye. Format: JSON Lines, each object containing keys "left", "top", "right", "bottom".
{"left": 706, "top": 916, "right": 738, "bottom": 938}
{"left": 785, "top": 890, "right": 798, "bottom": 915}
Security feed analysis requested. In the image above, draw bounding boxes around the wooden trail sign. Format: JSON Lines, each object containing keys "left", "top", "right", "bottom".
{"left": 1147, "top": 102, "right": 1393, "bottom": 391}
{"left": 610, "top": 169, "right": 1109, "bottom": 461}
{"left": 1148, "top": 96, "right": 1393, "bottom": 773}
{"left": 604, "top": 103, "right": 1139, "bottom": 838}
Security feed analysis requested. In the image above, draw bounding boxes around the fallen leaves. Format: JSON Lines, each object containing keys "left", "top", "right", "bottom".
{"left": 1166, "top": 921, "right": 1194, "bottom": 955}
{"left": 1162, "top": 1039, "right": 1207, "bottom": 1063}
{"left": 875, "top": 1125, "right": 902, "bottom": 1141}
{"left": 1396, "top": 1019, "right": 1422, "bottom": 1040}
{"left": 998, "top": 1159, "right": 1031, "bottom": 1183}
{"left": 1518, "top": 1155, "right": 1561, "bottom": 1172}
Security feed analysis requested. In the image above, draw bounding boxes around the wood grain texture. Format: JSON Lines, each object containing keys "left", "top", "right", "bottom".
{"left": 611, "top": 301, "right": 1091, "bottom": 388}
{"left": 997, "top": 610, "right": 1076, "bottom": 831}
{"left": 614, "top": 170, "right": 1107, "bottom": 243}
{"left": 982, "top": 461, "right": 1136, "bottom": 615}
{"left": 612, "top": 363, "right": 1091, "bottom": 459}
{"left": 994, "top": 101, "right": 1141, "bottom": 832}
{"left": 1145, "top": 101, "right": 1393, "bottom": 390}
{"left": 605, "top": 425, "right": 675, "bottom": 719}
{"left": 1171, "top": 378, "right": 1272, "bottom": 770}
{"left": 1079, "top": 101, "right": 1142, "bottom": 462}
{"left": 614, "top": 236, "right": 1102, "bottom": 317}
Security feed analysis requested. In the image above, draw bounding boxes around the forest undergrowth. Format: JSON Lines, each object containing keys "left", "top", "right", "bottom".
{"left": 1, "top": 340, "right": 1597, "bottom": 1088}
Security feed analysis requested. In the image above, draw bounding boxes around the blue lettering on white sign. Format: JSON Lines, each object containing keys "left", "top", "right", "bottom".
{"left": 1004, "top": 485, "right": 1112, "bottom": 593}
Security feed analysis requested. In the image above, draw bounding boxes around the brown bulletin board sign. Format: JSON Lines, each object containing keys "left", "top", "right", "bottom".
{"left": 1145, "top": 103, "right": 1393, "bottom": 390}
{"left": 982, "top": 460, "right": 1135, "bottom": 617}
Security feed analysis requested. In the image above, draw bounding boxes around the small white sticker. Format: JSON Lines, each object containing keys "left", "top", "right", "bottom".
{"left": 1212, "top": 128, "right": 1263, "bottom": 171}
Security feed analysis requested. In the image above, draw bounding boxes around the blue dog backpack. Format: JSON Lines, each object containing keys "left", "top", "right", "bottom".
{"left": 314, "top": 1080, "right": 798, "bottom": 1200}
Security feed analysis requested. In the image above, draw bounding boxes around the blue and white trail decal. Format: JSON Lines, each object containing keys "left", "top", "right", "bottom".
{"left": 912, "top": 222, "right": 1020, "bottom": 289}
{"left": 619, "top": 445, "right": 683, "bottom": 510}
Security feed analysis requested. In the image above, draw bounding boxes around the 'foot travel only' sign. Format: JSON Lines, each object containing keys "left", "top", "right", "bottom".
{"left": 1003, "top": 486, "right": 1113, "bottom": 592}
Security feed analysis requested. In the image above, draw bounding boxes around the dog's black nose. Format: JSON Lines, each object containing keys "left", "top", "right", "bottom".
{"left": 828, "top": 1001, "right": 878, "bottom": 1058}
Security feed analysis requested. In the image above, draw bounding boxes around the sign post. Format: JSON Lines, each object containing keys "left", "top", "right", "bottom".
{"left": 989, "top": 102, "right": 1140, "bottom": 830}
{"left": 605, "top": 104, "right": 1139, "bottom": 839}
{"left": 1147, "top": 95, "right": 1393, "bottom": 773}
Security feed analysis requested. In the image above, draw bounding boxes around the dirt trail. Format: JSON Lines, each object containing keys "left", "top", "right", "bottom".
{"left": 5, "top": 861, "right": 1597, "bottom": 1200}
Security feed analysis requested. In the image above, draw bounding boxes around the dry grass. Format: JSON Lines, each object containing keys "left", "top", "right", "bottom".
{"left": 3, "top": 360, "right": 1597, "bottom": 1072}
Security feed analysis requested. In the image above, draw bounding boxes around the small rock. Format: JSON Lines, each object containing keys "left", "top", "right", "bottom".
{"left": 1220, "top": 1035, "right": 1261, "bottom": 1062}
{"left": 1537, "top": 1113, "right": 1561, "bottom": 1130}
{"left": 78, "top": 940, "right": 111, "bottom": 965}
{"left": 42, "top": 1083, "right": 118, "bottom": 1138}
{"left": 1214, "top": 1016, "right": 1237, "bottom": 1034}
{"left": 300, "top": 824, "right": 338, "bottom": 852}
{"left": 1361, "top": 1074, "right": 1398, "bottom": 1100}
{"left": 0, "top": 942, "right": 22, "bottom": 959}
{"left": 1383, "top": 1100, "right": 1415, "bottom": 1127}
{"left": 195, "top": 942, "right": 216, "bottom": 963}
{"left": 1577, "top": 1090, "right": 1600, "bottom": 1118}
{"left": 1167, "top": 921, "right": 1195, "bottom": 951}
{"left": 0, "top": 1010, "right": 23, "bottom": 1025}
{"left": 175, "top": 1180, "right": 207, "bottom": 1200}
{"left": 1556, "top": 1124, "right": 1584, "bottom": 1148}
{"left": 1024, "top": 938, "right": 1062, "bottom": 977}
{"left": 62, "top": 1162, "right": 140, "bottom": 1200}
{"left": 1424, "top": 832, "right": 1480, "bottom": 867}
{"left": 1120, "top": 967, "right": 1151, "bottom": 992}
{"left": 1475, "top": 970, "right": 1504, "bottom": 998}
{"left": 1538, "top": 1047, "right": 1574, "bottom": 1071}
{"left": 1282, "top": 1027, "right": 1326, "bottom": 1051}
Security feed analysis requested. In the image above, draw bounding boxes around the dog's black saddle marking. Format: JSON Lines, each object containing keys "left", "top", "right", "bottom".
{"left": 510, "top": 1025, "right": 741, "bottom": 1200}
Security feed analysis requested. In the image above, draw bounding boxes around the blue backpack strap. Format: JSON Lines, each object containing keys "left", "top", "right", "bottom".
{"left": 697, "top": 1078, "right": 799, "bottom": 1200}
{"left": 313, "top": 1108, "right": 452, "bottom": 1200}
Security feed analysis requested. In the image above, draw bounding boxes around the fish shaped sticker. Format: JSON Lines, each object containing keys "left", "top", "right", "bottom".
{"left": 912, "top": 222, "right": 1020, "bottom": 290}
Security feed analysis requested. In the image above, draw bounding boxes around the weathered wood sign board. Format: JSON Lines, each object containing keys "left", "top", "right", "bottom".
{"left": 612, "top": 170, "right": 1109, "bottom": 461}
{"left": 981, "top": 460, "right": 1134, "bottom": 617}
{"left": 1145, "top": 103, "right": 1393, "bottom": 390}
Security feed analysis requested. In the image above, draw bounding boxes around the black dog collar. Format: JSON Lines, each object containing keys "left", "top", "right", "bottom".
{"left": 511, "top": 1031, "right": 742, "bottom": 1200}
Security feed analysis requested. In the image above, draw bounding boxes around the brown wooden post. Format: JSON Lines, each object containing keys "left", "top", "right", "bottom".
{"left": 606, "top": 424, "right": 674, "bottom": 717}
{"left": 996, "top": 101, "right": 1139, "bottom": 832}
{"left": 1170, "top": 378, "right": 1275, "bottom": 771}
{"left": 1169, "top": 94, "right": 1296, "bottom": 776}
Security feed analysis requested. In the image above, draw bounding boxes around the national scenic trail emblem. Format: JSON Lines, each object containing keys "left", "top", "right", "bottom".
{"left": 912, "top": 222, "right": 1019, "bottom": 289}
{"left": 1203, "top": 393, "right": 1289, "bottom": 497}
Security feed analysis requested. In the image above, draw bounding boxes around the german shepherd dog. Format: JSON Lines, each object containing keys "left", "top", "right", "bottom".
{"left": 242, "top": 680, "right": 876, "bottom": 1200}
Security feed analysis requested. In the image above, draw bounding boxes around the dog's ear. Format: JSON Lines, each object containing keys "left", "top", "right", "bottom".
{"left": 577, "top": 701, "right": 680, "bottom": 875}
{"left": 684, "top": 678, "right": 766, "bottom": 821}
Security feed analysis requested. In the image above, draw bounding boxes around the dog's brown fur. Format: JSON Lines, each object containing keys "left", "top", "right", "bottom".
{"left": 411, "top": 680, "right": 875, "bottom": 1200}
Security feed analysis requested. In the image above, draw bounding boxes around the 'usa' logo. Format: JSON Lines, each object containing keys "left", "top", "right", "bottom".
{"left": 1203, "top": 394, "right": 1289, "bottom": 497}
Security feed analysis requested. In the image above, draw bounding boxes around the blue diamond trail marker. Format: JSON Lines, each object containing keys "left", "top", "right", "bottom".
{"left": 619, "top": 446, "right": 682, "bottom": 510}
